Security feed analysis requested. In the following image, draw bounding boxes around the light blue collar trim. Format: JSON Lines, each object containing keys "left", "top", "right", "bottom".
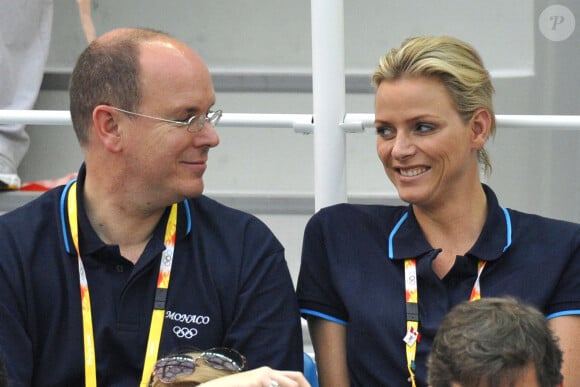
{"left": 183, "top": 199, "right": 192, "bottom": 235}
{"left": 60, "top": 178, "right": 78, "bottom": 254}
{"left": 388, "top": 212, "right": 408, "bottom": 259}
{"left": 59, "top": 179, "right": 192, "bottom": 254}
{"left": 501, "top": 207, "right": 512, "bottom": 252}
{"left": 388, "top": 207, "right": 512, "bottom": 259}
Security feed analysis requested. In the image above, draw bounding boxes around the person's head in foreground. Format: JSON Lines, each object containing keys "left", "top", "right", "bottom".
{"left": 428, "top": 297, "right": 563, "bottom": 387}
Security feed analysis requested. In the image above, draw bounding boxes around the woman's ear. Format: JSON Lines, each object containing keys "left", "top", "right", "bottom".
{"left": 92, "top": 105, "right": 124, "bottom": 152}
{"left": 470, "top": 108, "right": 492, "bottom": 150}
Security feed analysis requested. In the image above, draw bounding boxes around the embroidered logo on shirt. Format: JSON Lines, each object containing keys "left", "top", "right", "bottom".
{"left": 172, "top": 326, "right": 198, "bottom": 339}
{"left": 165, "top": 310, "right": 211, "bottom": 340}
{"left": 165, "top": 310, "right": 211, "bottom": 325}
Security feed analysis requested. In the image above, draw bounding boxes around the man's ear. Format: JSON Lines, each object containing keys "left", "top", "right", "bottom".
{"left": 92, "top": 105, "right": 124, "bottom": 152}
{"left": 470, "top": 108, "right": 492, "bottom": 150}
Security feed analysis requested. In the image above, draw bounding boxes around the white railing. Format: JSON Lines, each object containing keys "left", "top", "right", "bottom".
{"left": 0, "top": 110, "right": 316, "bottom": 129}
{"left": 1, "top": 109, "right": 580, "bottom": 212}
{"left": 2, "top": 110, "right": 580, "bottom": 131}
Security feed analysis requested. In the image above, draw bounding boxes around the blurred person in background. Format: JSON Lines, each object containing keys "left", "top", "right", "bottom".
{"left": 0, "top": 0, "right": 95, "bottom": 189}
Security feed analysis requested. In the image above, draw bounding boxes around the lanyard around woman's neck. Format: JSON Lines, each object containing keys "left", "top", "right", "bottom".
{"left": 66, "top": 181, "right": 178, "bottom": 387}
{"left": 403, "top": 258, "right": 486, "bottom": 387}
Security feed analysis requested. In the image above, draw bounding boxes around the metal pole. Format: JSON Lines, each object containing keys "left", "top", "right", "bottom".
{"left": 310, "top": 0, "right": 347, "bottom": 211}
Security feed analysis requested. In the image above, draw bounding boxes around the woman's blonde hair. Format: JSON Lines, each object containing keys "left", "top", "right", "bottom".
{"left": 372, "top": 36, "right": 496, "bottom": 176}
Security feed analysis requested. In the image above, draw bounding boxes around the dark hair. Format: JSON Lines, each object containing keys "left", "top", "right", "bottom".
{"left": 69, "top": 28, "right": 170, "bottom": 145}
{"left": 428, "top": 297, "right": 563, "bottom": 387}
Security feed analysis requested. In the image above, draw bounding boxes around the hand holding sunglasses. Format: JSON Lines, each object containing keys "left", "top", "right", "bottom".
{"left": 150, "top": 347, "right": 246, "bottom": 386}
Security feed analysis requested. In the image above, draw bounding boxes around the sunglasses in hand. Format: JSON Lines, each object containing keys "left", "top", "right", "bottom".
{"left": 151, "top": 347, "right": 246, "bottom": 386}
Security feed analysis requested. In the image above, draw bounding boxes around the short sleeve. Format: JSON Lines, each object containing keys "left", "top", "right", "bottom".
{"left": 297, "top": 211, "right": 348, "bottom": 324}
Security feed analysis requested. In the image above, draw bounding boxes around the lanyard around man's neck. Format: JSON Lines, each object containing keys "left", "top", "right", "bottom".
{"left": 66, "top": 181, "right": 178, "bottom": 386}
{"left": 403, "top": 258, "right": 486, "bottom": 387}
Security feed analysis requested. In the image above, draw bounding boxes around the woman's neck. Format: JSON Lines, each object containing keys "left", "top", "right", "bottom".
{"left": 413, "top": 185, "right": 488, "bottom": 278}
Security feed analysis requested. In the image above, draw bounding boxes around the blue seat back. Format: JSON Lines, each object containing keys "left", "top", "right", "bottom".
{"left": 303, "top": 352, "right": 319, "bottom": 387}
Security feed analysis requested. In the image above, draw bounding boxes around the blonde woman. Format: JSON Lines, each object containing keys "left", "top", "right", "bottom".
{"left": 297, "top": 36, "right": 580, "bottom": 387}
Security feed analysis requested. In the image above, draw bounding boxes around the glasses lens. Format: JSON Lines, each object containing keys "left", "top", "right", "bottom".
{"left": 154, "top": 355, "right": 196, "bottom": 383}
{"left": 184, "top": 115, "right": 199, "bottom": 132}
{"left": 209, "top": 110, "right": 222, "bottom": 127}
{"left": 201, "top": 347, "right": 246, "bottom": 372}
{"left": 186, "top": 110, "right": 222, "bottom": 132}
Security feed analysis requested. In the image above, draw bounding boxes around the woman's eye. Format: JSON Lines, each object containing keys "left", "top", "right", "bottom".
{"left": 376, "top": 126, "right": 395, "bottom": 139}
{"left": 415, "top": 123, "right": 434, "bottom": 133}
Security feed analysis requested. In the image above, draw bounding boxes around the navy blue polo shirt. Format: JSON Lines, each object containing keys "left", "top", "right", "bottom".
{"left": 297, "top": 184, "right": 580, "bottom": 387}
{"left": 0, "top": 166, "right": 303, "bottom": 387}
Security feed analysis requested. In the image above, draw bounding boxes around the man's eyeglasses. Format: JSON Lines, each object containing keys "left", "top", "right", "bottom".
{"left": 111, "top": 106, "right": 222, "bottom": 133}
{"left": 152, "top": 347, "right": 246, "bottom": 384}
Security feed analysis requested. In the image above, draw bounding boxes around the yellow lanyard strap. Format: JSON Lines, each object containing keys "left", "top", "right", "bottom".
{"left": 403, "top": 259, "right": 419, "bottom": 387}
{"left": 67, "top": 181, "right": 178, "bottom": 386}
{"left": 140, "top": 203, "right": 178, "bottom": 386}
{"left": 403, "top": 258, "right": 486, "bottom": 386}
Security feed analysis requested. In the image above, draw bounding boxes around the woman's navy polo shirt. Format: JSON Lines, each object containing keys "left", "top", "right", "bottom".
{"left": 297, "top": 184, "right": 580, "bottom": 387}
{"left": 0, "top": 167, "right": 303, "bottom": 386}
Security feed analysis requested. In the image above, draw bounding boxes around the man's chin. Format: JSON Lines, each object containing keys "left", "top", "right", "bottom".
{"left": 177, "top": 182, "right": 204, "bottom": 200}
{"left": 184, "top": 188, "right": 204, "bottom": 199}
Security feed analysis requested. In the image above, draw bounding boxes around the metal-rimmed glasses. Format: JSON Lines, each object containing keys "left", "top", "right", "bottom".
{"left": 111, "top": 106, "right": 222, "bottom": 133}
{"left": 152, "top": 347, "right": 246, "bottom": 384}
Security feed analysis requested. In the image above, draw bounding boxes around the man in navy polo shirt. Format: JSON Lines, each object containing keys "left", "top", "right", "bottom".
{"left": 0, "top": 28, "right": 302, "bottom": 386}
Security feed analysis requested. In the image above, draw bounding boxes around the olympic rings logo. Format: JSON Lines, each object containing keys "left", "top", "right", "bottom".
{"left": 172, "top": 325, "right": 198, "bottom": 339}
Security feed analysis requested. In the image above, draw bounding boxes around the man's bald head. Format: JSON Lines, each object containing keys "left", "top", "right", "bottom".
{"left": 69, "top": 28, "right": 206, "bottom": 146}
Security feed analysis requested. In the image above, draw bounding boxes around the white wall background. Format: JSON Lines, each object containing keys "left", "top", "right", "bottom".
{"left": 20, "top": 0, "right": 580, "bottom": 283}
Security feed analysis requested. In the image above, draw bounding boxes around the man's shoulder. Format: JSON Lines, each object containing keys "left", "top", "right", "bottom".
{"left": 0, "top": 189, "right": 65, "bottom": 266}
{"left": 188, "top": 194, "right": 256, "bottom": 221}
{"left": 0, "top": 188, "right": 63, "bottom": 227}
{"left": 183, "top": 195, "right": 284, "bottom": 262}
{"left": 186, "top": 195, "right": 275, "bottom": 237}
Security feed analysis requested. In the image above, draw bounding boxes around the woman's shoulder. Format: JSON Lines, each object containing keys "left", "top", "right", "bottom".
{"left": 507, "top": 207, "right": 580, "bottom": 233}
{"left": 505, "top": 208, "right": 580, "bottom": 249}
{"left": 312, "top": 202, "right": 408, "bottom": 227}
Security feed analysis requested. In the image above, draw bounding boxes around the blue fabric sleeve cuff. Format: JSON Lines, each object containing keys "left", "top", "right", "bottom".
{"left": 300, "top": 308, "right": 348, "bottom": 326}
{"left": 546, "top": 310, "right": 580, "bottom": 320}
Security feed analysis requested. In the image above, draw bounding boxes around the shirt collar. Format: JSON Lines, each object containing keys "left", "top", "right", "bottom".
{"left": 60, "top": 164, "right": 192, "bottom": 257}
{"left": 388, "top": 184, "right": 512, "bottom": 261}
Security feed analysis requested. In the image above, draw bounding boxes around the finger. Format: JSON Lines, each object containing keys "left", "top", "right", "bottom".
{"left": 279, "top": 371, "right": 310, "bottom": 386}
{"left": 268, "top": 372, "right": 310, "bottom": 387}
